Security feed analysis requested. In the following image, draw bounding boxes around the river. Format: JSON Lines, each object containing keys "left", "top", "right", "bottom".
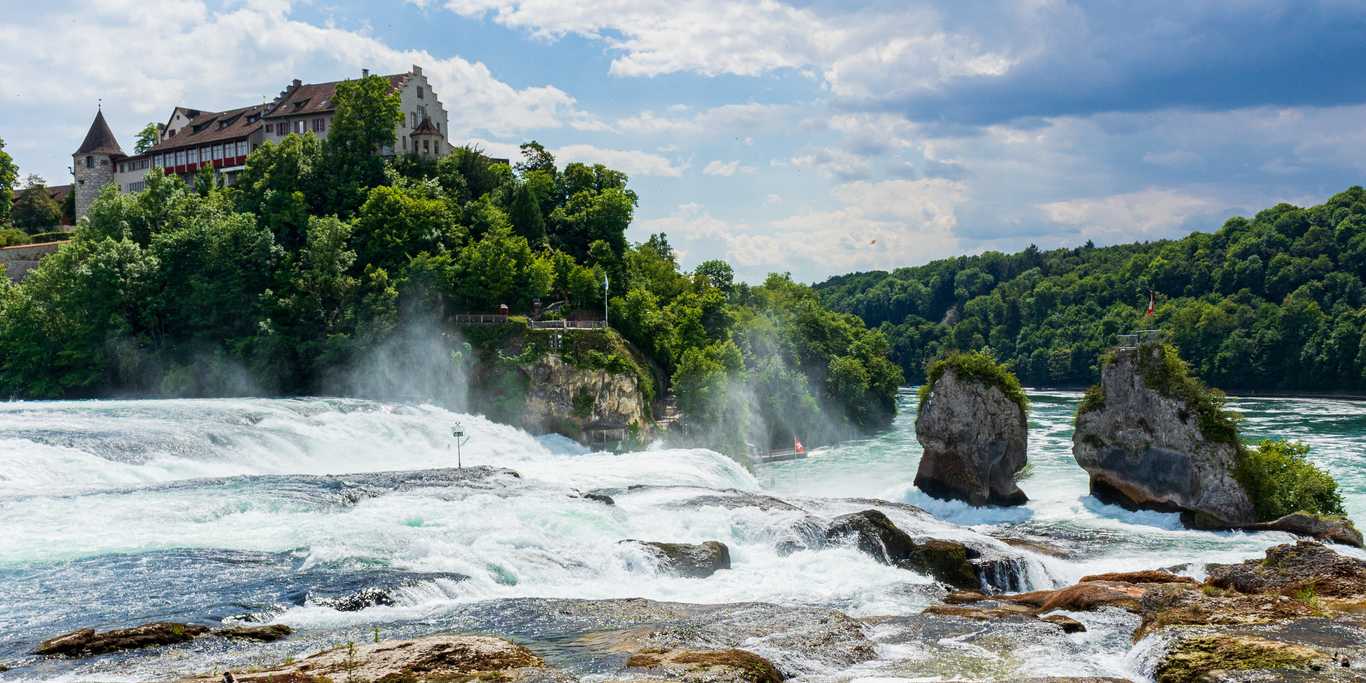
{"left": 0, "top": 389, "right": 1362, "bottom": 681}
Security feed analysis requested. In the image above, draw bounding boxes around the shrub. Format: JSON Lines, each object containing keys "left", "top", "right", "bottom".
{"left": 1236, "top": 440, "right": 1346, "bottom": 520}
{"left": 919, "top": 350, "right": 1028, "bottom": 416}
{"left": 1077, "top": 384, "right": 1105, "bottom": 416}
{"left": 28, "top": 231, "right": 70, "bottom": 244}
{"left": 0, "top": 227, "right": 31, "bottom": 247}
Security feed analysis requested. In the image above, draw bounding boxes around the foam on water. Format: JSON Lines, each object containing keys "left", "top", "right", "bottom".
{"left": 2, "top": 390, "right": 1364, "bottom": 682}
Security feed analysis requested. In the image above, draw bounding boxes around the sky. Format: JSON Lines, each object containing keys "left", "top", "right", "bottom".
{"left": 3, "top": 0, "right": 1365, "bottom": 283}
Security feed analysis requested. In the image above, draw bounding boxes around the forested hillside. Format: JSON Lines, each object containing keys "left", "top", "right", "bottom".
{"left": 816, "top": 186, "right": 1366, "bottom": 392}
{"left": 0, "top": 75, "right": 899, "bottom": 453}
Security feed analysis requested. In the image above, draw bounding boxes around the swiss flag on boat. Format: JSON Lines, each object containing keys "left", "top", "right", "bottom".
{"left": 1145, "top": 290, "right": 1156, "bottom": 317}
{"left": 793, "top": 437, "right": 805, "bottom": 455}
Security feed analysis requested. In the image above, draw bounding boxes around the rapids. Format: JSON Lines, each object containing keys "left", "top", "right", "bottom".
{"left": 0, "top": 390, "right": 1362, "bottom": 681}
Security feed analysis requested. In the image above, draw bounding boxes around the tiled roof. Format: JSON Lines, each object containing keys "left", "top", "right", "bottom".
{"left": 74, "top": 110, "right": 126, "bottom": 157}
{"left": 46, "top": 184, "right": 72, "bottom": 203}
{"left": 411, "top": 116, "right": 441, "bottom": 136}
{"left": 263, "top": 73, "right": 408, "bottom": 119}
{"left": 141, "top": 104, "right": 266, "bottom": 155}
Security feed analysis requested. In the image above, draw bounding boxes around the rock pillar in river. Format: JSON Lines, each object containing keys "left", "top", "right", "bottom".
{"left": 1072, "top": 343, "right": 1256, "bottom": 526}
{"left": 914, "top": 356, "right": 1029, "bottom": 507}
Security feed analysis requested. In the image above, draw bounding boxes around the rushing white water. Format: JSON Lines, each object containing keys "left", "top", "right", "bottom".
{"left": 1, "top": 390, "right": 1363, "bottom": 682}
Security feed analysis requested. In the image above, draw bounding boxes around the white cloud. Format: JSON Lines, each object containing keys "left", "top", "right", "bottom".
{"left": 439, "top": 0, "right": 1016, "bottom": 105}
{"left": 1038, "top": 188, "right": 1218, "bottom": 241}
{"left": 638, "top": 178, "right": 967, "bottom": 280}
{"left": 0, "top": 0, "right": 598, "bottom": 177}
{"left": 702, "top": 160, "right": 755, "bottom": 176}
{"left": 444, "top": 0, "right": 836, "bottom": 78}
{"left": 790, "top": 147, "right": 872, "bottom": 180}
{"left": 617, "top": 103, "right": 791, "bottom": 136}
{"left": 555, "top": 144, "right": 685, "bottom": 177}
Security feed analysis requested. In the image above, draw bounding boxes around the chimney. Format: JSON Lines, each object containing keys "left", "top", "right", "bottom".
{"left": 362, "top": 68, "right": 370, "bottom": 78}
{"left": 291, "top": 78, "right": 301, "bottom": 89}
{"left": 412, "top": 64, "right": 422, "bottom": 76}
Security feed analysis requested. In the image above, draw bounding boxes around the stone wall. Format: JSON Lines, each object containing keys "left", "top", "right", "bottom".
{"left": 74, "top": 153, "right": 115, "bottom": 220}
{"left": 0, "top": 241, "right": 66, "bottom": 281}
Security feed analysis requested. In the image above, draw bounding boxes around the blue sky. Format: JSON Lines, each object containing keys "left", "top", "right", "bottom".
{"left": 3, "top": 0, "right": 1365, "bottom": 282}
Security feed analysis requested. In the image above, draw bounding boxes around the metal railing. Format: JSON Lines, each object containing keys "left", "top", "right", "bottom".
{"left": 450, "top": 313, "right": 509, "bottom": 325}
{"left": 1116, "top": 329, "right": 1166, "bottom": 348}
{"left": 529, "top": 320, "right": 608, "bottom": 330}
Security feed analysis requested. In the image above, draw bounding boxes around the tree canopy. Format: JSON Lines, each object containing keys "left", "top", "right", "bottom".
{"left": 0, "top": 136, "right": 17, "bottom": 226}
{"left": 816, "top": 186, "right": 1366, "bottom": 393}
{"left": 11, "top": 175, "right": 62, "bottom": 232}
{"left": 0, "top": 100, "right": 899, "bottom": 455}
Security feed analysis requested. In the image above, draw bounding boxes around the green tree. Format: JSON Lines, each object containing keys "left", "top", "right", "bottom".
{"left": 453, "top": 225, "right": 551, "bottom": 310}
{"left": 134, "top": 123, "right": 162, "bottom": 154}
{"left": 0, "top": 136, "right": 17, "bottom": 225}
{"left": 231, "top": 134, "right": 325, "bottom": 249}
{"left": 12, "top": 175, "right": 62, "bottom": 233}
{"left": 507, "top": 181, "right": 546, "bottom": 244}
{"left": 0, "top": 236, "right": 153, "bottom": 397}
{"left": 352, "top": 183, "right": 463, "bottom": 274}
{"left": 322, "top": 73, "right": 404, "bottom": 214}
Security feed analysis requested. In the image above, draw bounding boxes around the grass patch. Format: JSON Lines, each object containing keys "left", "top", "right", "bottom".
{"left": 918, "top": 350, "right": 1028, "bottom": 417}
{"left": 1237, "top": 440, "right": 1346, "bottom": 520}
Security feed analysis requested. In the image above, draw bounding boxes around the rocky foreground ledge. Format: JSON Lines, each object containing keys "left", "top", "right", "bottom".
{"left": 948, "top": 540, "right": 1366, "bottom": 682}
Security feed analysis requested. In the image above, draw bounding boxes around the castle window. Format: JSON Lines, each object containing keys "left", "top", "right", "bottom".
{"left": 85, "top": 156, "right": 93, "bottom": 169}
{"left": 418, "top": 86, "right": 424, "bottom": 99}
{"left": 312, "top": 117, "right": 324, "bottom": 132}
{"left": 237, "top": 141, "right": 248, "bottom": 157}
{"left": 410, "top": 112, "right": 416, "bottom": 128}
{"left": 423, "top": 139, "right": 430, "bottom": 153}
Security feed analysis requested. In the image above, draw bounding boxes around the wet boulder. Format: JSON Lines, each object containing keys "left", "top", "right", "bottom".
{"left": 1245, "top": 511, "right": 1364, "bottom": 549}
{"left": 33, "top": 622, "right": 210, "bottom": 657}
{"left": 625, "top": 648, "right": 783, "bottom": 683}
{"left": 914, "top": 360, "right": 1029, "bottom": 506}
{"left": 823, "top": 510, "right": 981, "bottom": 590}
{"left": 214, "top": 624, "right": 292, "bottom": 642}
{"left": 1204, "top": 539, "right": 1366, "bottom": 597}
{"left": 296, "top": 570, "right": 468, "bottom": 612}
{"left": 1072, "top": 344, "right": 1255, "bottom": 526}
{"left": 623, "top": 540, "right": 732, "bottom": 578}
{"left": 186, "top": 634, "right": 553, "bottom": 682}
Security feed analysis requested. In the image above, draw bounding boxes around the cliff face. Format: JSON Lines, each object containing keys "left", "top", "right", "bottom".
{"left": 465, "top": 323, "right": 654, "bottom": 447}
{"left": 520, "top": 353, "right": 650, "bottom": 441}
{"left": 1072, "top": 345, "right": 1255, "bottom": 525}
{"left": 914, "top": 367, "right": 1028, "bottom": 506}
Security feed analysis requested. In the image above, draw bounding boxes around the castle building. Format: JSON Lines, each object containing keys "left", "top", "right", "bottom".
{"left": 73, "top": 65, "right": 451, "bottom": 220}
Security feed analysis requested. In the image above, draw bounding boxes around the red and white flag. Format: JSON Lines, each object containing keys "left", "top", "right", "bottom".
{"left": 1145, "top": 290, "right": 1156, "bottom": 317}
{"left": 793, "top": 437, "right": 805, "bottom": 454}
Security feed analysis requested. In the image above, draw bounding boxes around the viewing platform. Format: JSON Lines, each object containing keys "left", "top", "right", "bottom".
{"left": 1115, "top": 329, "right": 1166, "bottom": 350}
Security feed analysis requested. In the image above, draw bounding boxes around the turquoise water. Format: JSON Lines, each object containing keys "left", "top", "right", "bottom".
{"left": 0, "top": 391, "right": 1362, "bottom": 681}
{"left": 763, "top": 388, "right": 1366, "bottom": 579}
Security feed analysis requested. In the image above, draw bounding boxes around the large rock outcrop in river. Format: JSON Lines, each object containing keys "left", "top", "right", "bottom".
{"left": 1072, "top": 343, "right": 1256, "bottom": 526}
{"left": 914, "top": 353, "right": 1029, "bottom": 506}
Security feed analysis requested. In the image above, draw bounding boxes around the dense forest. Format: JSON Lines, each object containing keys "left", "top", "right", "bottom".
{"left": 0, "top": 75, "right": 900, "bottom": 453}
{"left": 817, "top": 186, "right": 1366, "bottom": 392}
